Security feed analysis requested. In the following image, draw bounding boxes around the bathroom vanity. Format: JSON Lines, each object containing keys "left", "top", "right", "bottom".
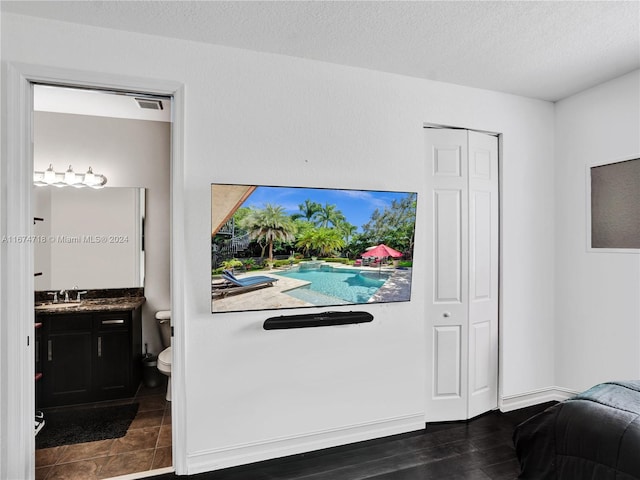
{"left": 35, "top": 292, "right": 145, "bottom": 408}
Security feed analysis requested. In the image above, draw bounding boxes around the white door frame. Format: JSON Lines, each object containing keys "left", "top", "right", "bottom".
{"left": 1, "top": 62, "right": 187, "bottom": 478}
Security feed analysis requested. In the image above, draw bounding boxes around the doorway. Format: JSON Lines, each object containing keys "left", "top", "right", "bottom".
{"left": 0, "top": 63, "right": 185, "bottom": 480}
{"left": 423, "top": 127, "right": 500, "bottom": 422}
{"left": 32, "top": 84, "right": 172, "bottom": 479}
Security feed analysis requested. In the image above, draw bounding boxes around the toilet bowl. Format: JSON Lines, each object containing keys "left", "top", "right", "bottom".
{"left": 157, "top": 346, "right": 172, "bottom": 401}
{"left": 155, "top": 310, "right": 172, "bottom": 401}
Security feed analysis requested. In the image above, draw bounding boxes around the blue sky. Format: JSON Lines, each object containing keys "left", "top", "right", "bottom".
{"left": 239, "top": 185, "right": 415, "bottom": 231}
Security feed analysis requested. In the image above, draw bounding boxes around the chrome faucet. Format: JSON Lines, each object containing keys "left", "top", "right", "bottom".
{"left": 72, "top": 285, "right": 87, "bottom": 302}
{"left": 47, "top": 291, "right": 58, "bottom": 303}
{"left": 59, "top": 289, "right": 70, "bottom": 303}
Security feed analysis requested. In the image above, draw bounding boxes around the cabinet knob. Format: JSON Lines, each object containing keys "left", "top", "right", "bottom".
{"left": 443, "top": 312, "right": 451, "bottom": 318}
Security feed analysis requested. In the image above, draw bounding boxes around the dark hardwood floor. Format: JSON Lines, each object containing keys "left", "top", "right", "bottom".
{"left": 153, "top": 402, "right": 554, "bottom": 480}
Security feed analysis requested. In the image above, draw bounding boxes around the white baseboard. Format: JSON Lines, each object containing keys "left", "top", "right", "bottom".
{"left": 184, "top": 388, "right": 580, "bottom": 475}
{"left": 185, "top": 413, "right": 425, "bottom": 475}
{"left": 113, "top": 466, "right": 174, "bottom": 480}
{"left": 500, "top": 386, "right": 578, "bottom": 412}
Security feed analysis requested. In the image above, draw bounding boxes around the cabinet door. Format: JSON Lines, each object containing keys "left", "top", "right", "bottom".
{"left": 35, "top": 324, "right": 43, "bottom": 406}
{"left": 41, "top": 315, "right": 93, "bottom": 407}
{"left": 94, "top": 313, "right": 132, "bottom": 399}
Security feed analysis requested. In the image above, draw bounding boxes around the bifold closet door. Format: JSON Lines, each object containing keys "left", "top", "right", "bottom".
{"left": 424, "top": 128, "right": 498, "bottom": 422}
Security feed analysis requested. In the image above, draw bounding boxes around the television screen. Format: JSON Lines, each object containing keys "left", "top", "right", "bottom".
{"left": 211, "top": 184, "right": 417, "bottom": 314}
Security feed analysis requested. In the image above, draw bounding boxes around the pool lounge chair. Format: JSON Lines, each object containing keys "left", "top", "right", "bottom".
{"left": 213, "top": 270, "right": 278, "bottom": 298}
{"left": 222, "top": 270, "right": 278, "bottom": 286}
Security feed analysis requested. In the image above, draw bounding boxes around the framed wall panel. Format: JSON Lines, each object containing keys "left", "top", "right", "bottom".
{"left": 587, "top": 155, "right": 640, "bottom": 253}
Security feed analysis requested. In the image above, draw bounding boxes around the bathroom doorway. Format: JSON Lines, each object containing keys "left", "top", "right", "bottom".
{"left": 32, "top": 84, "right": 173, "bottom": 479}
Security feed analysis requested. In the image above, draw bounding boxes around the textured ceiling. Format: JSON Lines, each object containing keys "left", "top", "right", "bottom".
{"left": 3, "top": 1, "right": 639, "bottom": 101}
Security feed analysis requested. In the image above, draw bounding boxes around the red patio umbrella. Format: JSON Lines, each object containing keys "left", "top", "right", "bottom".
{"left": 361, "top": 244, "right": 402, "bottom": 259}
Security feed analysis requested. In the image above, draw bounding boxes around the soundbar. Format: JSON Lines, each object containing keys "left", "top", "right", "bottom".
{"left": 263, "top": 311, "right": 374, "bottom": 330}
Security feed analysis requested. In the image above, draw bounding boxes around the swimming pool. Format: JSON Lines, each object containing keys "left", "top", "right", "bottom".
{"left": 275, "top": 265, "right": 391, "bottom": 305}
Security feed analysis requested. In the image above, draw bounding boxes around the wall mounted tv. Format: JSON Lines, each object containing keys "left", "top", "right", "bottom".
{"left": 211, "top": 184, "right": 417, "bottom": 314}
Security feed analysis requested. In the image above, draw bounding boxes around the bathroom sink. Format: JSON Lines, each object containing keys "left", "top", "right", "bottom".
{"left": 35, "top": 302, "right": 83, "bottom": 310}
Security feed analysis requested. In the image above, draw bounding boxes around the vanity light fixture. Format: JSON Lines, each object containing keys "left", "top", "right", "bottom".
{"left": 33, "top": 164, "right": 107, "bottom": 188}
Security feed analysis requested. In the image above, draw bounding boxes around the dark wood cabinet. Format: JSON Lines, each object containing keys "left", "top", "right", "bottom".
{"left": 43, "top": 314, "right": 93, "bottom": 406}
{"left": 37, "top": 306, "right": 142, "bottom": 407}
{"left": 95, "top": 311, "right": 140, "bottom": 399}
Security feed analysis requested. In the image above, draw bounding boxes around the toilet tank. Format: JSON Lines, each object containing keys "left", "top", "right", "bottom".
{"left": 155, "top": 311, "right": 171, "bottom": 348}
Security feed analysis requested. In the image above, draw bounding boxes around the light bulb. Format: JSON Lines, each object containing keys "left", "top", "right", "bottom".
{"left": 64, "top": 165, "right": 77, "bottom": 185}
{"left": 84, "top": 166, "right": 96, "bottom": 186}
{"left": 43, "top": 164, "right": 56, "bottom": 184}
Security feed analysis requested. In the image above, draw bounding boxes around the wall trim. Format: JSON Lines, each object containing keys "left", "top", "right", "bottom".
{"left": 186, "top": 413, "right": 425, "bottom": 475}
{"left": 499, "top": 386, "right": 578, "bottom": 412}
{"left": 1, "top": 62, "right": 186, "bottom": 478}
{"left": 1, "top": 60, "right": 37, "bottom": 480}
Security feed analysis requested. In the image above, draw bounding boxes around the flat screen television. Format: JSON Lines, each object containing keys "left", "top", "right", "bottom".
{"left": 211, "top": 184, "right": 417, "bottom": 314}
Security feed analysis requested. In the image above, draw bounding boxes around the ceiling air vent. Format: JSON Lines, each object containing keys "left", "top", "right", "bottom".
{"left": 134, "top": 97, "right": 164, "bottom": 110}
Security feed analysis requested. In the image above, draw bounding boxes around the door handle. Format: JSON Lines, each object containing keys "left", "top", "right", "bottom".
{"left": 47, "top": 340, "right": 52, "bottom": 361}
{"left": 97, "top": 336, "right": 102, "bottom": 357}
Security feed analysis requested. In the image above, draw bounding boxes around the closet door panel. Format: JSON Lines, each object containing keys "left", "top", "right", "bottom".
{"left": 425, "top": 129, "right": 469, "bottom": 421}
{"left": 467, "top": 131, "right": 499, "bottom": 418}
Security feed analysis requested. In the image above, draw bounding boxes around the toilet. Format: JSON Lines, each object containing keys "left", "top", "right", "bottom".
{"left": 155, "top": 310, "right": 172, "bottom": 401}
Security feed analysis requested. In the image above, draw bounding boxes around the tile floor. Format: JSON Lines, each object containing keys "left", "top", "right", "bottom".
{"left": 35, "top": 381, "right": 171, "bottom": 480}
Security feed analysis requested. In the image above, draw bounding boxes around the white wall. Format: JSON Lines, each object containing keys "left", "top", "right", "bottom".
{"left": 32, "top": 112, "right": 171, "bottom": 355}
{"left": 1, "top": 13, "right": 556, "bottom": 474}
{"left": 555, "top": 70, "right": 640, "bottom": 391}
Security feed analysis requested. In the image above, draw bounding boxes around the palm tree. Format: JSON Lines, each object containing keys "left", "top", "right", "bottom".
{"left": 240, "top": 204, "right": 297, "bottom": 263}
{"left": 337, "top": 220, "right": 357, "bottom": 244}
{"left": 292, "top": 199, "right": 322, "bottom": 222}
{"left": 336, "top": 220, "right": 358, "bottom": 258}
{"left": 296, "top": 227, "right": 345, "bottom": 257}
{"left": 313, "top": 228, "right": 345, "bottom": 256}
{"left": 295, "top": 229, "right": 316, "bottom": 257}
{"left": 315, "top": 203, "right": 346, "bottom": 228}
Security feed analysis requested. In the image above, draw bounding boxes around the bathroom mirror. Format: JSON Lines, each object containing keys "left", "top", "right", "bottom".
{"left": 34, "top": 187, "right": 145, "bottom": 290}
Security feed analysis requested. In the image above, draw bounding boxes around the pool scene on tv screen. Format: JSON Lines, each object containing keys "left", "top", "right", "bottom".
{"left": 211, "top": 184, "right": 417, "bottom": 313}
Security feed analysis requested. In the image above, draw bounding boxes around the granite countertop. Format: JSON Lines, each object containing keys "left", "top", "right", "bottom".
{"left": 35, "top": 288, "right": 145, "bottom": 314}
{"left": 35, "top": 297, "right": 145, "bottom": 314}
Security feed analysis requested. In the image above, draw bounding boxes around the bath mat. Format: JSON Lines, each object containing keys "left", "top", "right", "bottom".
{"left": 36, "top": 403, "right": 139, "bottom": 449}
